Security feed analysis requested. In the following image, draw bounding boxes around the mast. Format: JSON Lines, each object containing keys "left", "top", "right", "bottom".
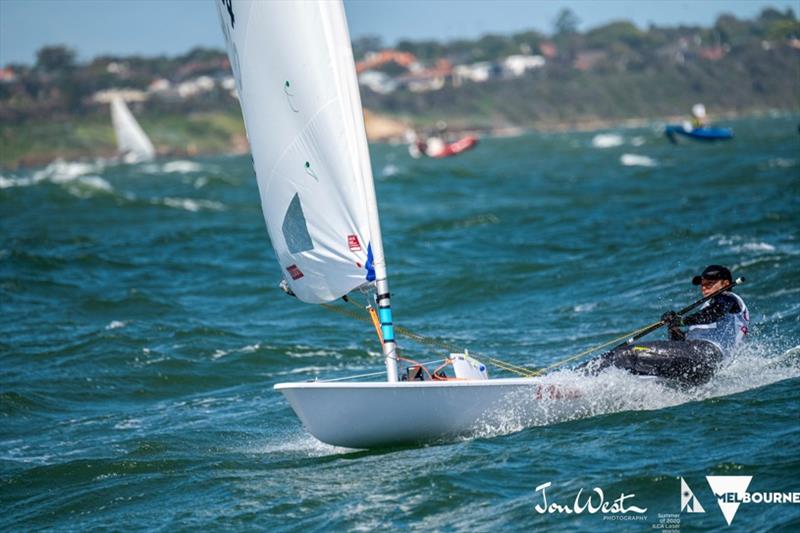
{"left": 363, "top": 168, "right": 398, "bottom": 383}
{"left": 326, "top": 1, "right": 398, "bottom": 382}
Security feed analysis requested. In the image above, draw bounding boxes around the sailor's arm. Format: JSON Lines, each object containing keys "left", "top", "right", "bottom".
{"left": 681, "top": 294, "right": 740, "bottom": 326}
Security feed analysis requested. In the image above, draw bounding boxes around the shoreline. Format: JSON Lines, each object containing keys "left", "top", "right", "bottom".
{"left": 2, "top": 108, "right": 797, "bottom": 171}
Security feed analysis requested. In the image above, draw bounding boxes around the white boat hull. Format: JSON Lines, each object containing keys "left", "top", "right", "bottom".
{"left": 275, "top": 378, "right": 586, "bottom": 449}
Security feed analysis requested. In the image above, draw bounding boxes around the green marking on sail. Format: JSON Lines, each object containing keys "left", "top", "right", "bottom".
{"left": 284, "top": 80, "right": 299, "bottom": 112}
{"left": 305, "top": 161, "right": 318, "bottom": 180}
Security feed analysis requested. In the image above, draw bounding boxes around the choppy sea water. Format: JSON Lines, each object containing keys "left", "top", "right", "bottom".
{"left": 2, "top": 115, "right": 799, "bottom": 530}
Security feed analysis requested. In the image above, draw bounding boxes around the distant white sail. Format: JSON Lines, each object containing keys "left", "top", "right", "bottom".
{"left": 110, "top": 95, "right": 155, "bottom": 163}
{"left": 217, "top": 0, "right": 378, "bottom": 304}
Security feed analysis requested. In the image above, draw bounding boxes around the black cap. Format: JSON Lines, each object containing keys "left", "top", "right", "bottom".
{"left": 692, "top": 264, "right": 733, "bottom": 285}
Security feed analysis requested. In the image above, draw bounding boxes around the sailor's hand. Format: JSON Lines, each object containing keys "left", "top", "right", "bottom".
{"left": 660, "top": 310, "right": 681, "bottom": 327}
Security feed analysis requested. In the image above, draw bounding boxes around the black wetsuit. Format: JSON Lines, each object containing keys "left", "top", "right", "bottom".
{"left": 582, "top": 293, "right": 745, "bottom": 386}
{"left": 668, "top": 293, "right": 744, "bottom": 341}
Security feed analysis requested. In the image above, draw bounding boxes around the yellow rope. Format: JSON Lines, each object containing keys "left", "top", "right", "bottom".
{"left": 527, "top": 321, "right": 662, "bottom": 376}
{"left": 322, "top": 298, "right": 663, "bottom": 378}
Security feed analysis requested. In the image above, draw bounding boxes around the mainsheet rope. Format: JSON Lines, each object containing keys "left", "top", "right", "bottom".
{"left": 320, "top": 298, "right": 664, "bottom": 378}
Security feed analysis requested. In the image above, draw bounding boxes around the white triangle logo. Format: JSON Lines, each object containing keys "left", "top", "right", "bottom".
{"left": 706, "top": 476, "right": 752, "bottom": 526}
{"left": 680, "top": 477, "right": 705, "bottom": 513}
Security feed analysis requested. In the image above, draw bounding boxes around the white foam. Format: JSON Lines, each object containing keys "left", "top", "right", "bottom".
{"left": 630, "top": 136, "right": 646, "bottom": 146}
{"left": 767, "top": 158, "right": 796, "bottom": 168}
{"left": 592, "top": 133, "right": 624, "bottom": 148}
{"left": 739, "top": 242, "right": 776, "bottom": 252}
{"left": 712, "top": 234, "right": 779, "bottom": 254}
{"left": 158, "top": 197, "right": 225, "bottom": 212}
{"left": 380, "top": 164, "right": 399, "bottom": 178}
{"left": 162, "top": 160, "right": 203, "bottom": 173}
{"left": 286, "top": 347, "right": 341, "bottom": 358}
{"left": 2, "top": 173, "right": 50, "bottom": 189}
{"left": 212, "top": 349, "right": 229, "bottom": 360}
{"left": 211, "top": 343, "right": 261, "bottom": 360}
{"left": 105, "top": 320, "right": 127, "bottom": 330}
{"left": 573, "top": 302, "right": 597, "bottom": 313}
{"left": 252, "top": 430, "right": 356, "bottom": 457}
{"left": 2, "top": 160, "right": 110, "bottom": 192}
{"left": 620, "top": 154, "right": 657, "bottom": 167}
{"left": 33, "top": 159, "right": 102, "bottom": 183}
{"left": 113, "top": 418, "right": 142, "bottom": 430}
{"left": 468, "top": 344, "right": 800, "bottom": 441}
{"left": 66, "top": 176, "right": 114, "bottom": 198}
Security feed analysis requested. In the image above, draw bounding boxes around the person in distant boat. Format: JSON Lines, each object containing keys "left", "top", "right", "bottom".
{"left": 582, "top": 264, "right": 748, "bottom": 385}
{"left": 690, "top": 103, "right": 708, "bottom": 129}
{"left": 660, "top": 264, "right": 749, "bottom": 358}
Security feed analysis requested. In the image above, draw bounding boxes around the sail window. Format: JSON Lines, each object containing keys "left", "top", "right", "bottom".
{"left": 282, "top": 193, "right": 314, "bottom": 253}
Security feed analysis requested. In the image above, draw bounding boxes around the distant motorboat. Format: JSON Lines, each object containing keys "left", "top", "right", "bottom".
{"left": 410, "top": 135, "right": 479, "bottom": 158}
{"left": 665, "top": 123, "right": 733, "bottom": 143}
{"left": 110, "top": 95, "right": 156, "bottom": 163}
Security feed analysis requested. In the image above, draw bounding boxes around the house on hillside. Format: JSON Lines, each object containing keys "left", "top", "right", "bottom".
{"left": 358, "top": 70, "right": 397, "bottom": 94}
{"left": 395, "top": 59, "right": 452, "bottom": 92}
{"left": 148, "top": 79, "right": 171, "bottom": 93}
{"left": 539, "top": 41, "right": 558, "bottom": 59}
{"left": 0, "top": 67, "right": 17, "bottom": 83}
{"left": 92, "top": 88, "right": 148, "bottom": 104}
{"left": 697, "top": 46, "right": 728, "bottom": 61}
{"left": 452, "top": 62, "right": 501, "bottom": 86}
{"left": 177, "top": 76, "right": 215, "bottom": 98}
{"left": 573, "top": 50, "right": 608, "bottom": 71}
{"left": 356, "top": 50, "right": 420, "bottom": 74}
{"left": 502, "top": 54, "right": 546, "bottom": 78}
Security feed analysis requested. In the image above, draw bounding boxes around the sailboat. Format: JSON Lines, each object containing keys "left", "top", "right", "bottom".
{"left": 110, "top": 95, "right": 156, "bottom": 163}
{"left": 216, "top": 0, "right": 585, "bottom": 449}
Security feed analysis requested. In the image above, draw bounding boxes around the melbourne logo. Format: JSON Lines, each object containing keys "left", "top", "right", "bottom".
{"left": 680, "top": 477, "right": 705, "bottom": 513}
{"left": 705, "top": 476, "right": 800, "bottom": 526}
{"left": 706, "top": 476, "right": 752, "bottom": 525}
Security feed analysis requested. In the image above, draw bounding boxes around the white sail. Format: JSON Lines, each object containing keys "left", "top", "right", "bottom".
{"left": 217, "top": 0, "right": 379, "bottom": 304}
{"left": 110, "top": 95, "right": 155, "bottom": 163}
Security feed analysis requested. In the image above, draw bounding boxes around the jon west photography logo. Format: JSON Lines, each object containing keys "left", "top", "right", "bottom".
{"left": 534, "top": 481, "right": 647, "bottom": 520}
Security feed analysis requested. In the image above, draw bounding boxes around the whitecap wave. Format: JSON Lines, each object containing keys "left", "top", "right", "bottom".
{"left": 0, "top": 175, "right": 41, "bottom": 188}
{"left": 211, "top": 343, "right": 261, "bottom": 360}
{"left": 162, "top": 160, "right": 203, "bottom": 174}
{"left": 711, "top": 234, "right": 780, "bottom": 254}
{"left": 1, "top": 159, "right": 106, "bottom": 189}
{"left": 592, "top": 133, "right": 624, "bottom": 148}
{"left": 157, "top": 197, "right": 225, "bottom": 212}
{"left": 620, "top": 154, "right": 657, "bottom": 167}
{"left": 766, "top": 158, "right": 797, "bottom": 169}
{"left": 380, "top": 164, "right": 400, "bottom": 178}
{"left": 67, "top": 176, "right": 114, "bottom": 197}
{"left": 34, "top": 159, "right": 103, "bottom": 183}
{"left": 113, "top": 418, "right": 142, "bottom": 430}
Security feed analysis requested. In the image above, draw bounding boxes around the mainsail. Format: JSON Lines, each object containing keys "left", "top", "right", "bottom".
{"left": 216, "top": 0, "right": 383, "bottom": 305}
{"left": 109, "top": 95, "right": 155, "bottom": 163}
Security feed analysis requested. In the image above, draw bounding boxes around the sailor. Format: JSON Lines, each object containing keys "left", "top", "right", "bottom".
{"left": 661, "top": 264, "right": 749, "bottom": 358}
{"left": 690, "top": 103, "right": 707, "bottom": 129}
{"left": 582, "top": 264, "right": 748, "bottom": 385}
